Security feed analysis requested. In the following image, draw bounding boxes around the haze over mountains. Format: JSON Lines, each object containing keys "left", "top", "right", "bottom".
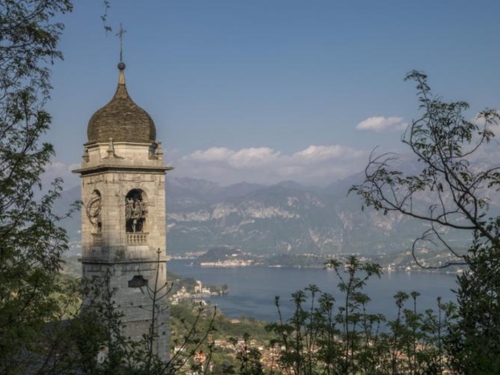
{"left": 58, "top": 160, "right": 479, "bottom": 256}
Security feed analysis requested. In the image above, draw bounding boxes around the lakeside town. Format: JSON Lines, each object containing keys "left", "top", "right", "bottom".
{"left": 167, "top": 245, "right": 466, "bottom": 274}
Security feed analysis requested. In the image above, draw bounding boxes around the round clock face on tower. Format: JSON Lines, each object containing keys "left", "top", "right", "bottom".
{"left": 86, "top": 190, "right": 102, "bottom": 232}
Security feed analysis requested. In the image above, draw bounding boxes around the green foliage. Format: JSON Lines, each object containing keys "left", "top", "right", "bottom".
{"left": 0, "top": 1, "right": 73, "bottom": 373}
{"left": 228, "top": 333, "right": 264, "bottom": 375}
{"left": 169, "top": 302, "right": 217, "bottom": 373}
{"left": 29, "top": 267, "right": 215, "bottom": 375}
{"left": 170, "top": 300, "right": 275, "bottom": 374}
{"left": 350, "top": 71, "right": 500, "bottom": 265}
{"left": 350, "top": 71, "right": 500, "bottom": 373}
{"left": 446, "top": 248, "right": 500, "bottom": 374}
{"left": 267, "top": 256, "right": 451, "bottom": 374}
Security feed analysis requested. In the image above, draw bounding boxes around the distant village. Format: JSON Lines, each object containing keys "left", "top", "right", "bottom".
{"left": 170, "top": 279, "right": 228, "bottom": 305}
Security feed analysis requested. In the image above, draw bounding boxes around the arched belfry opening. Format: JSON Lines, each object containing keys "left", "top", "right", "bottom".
{"left": 125, "top": 189, "right": 147, "bottom": 233}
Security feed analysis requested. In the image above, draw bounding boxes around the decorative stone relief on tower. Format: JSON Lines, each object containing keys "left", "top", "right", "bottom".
{"left": 86, "top": 190, "right": 102, "bottom": 232}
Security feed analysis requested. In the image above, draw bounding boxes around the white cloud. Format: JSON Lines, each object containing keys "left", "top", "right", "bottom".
{"left": 185, "top": 147, "right": 235, "bottom": 162}
{"left": 356, "top": 116, "right": 407, "bottom": 132}
{"left": 172, "top": 145, "right": 368, "bottom": 186}
{"left": 228, "top": 147, "right": 280, "bottom": 168}
{"left": 293, "top": 145, "right": 364, "bottom": 163}
{"left": 41, "top": 161, "right": 81, "bottom": 189}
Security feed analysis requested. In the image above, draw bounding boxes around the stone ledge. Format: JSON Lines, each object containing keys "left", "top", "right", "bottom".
{"left": 73, "top": 164, "right": 174, "bottom": 175}
{"left": 79, "top": 257, "right": 168, "bottom": 265}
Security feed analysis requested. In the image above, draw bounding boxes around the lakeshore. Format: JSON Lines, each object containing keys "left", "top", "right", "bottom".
{"left": 168, "top": 259, "right": 458, "bottom": 322}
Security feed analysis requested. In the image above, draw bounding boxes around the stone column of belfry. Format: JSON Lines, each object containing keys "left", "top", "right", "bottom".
{"left": 73, "top": 62, "right": 173, "bottom": 361}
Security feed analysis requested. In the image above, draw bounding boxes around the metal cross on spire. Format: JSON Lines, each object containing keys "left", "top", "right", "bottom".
{"left": 116, "top": 23, "right": 127, "bottom": 62}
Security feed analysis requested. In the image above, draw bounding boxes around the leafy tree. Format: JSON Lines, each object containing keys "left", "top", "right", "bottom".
{"left": 446, "top": 248, "right": 500, "bottom": 374}
{"left": 267, "top": 256, "right": 450, "bottom": 374}
{"left": 350, "top": 71, "right": 500, "bottom": 372}
{"left": 0, "top": 1, "right": 73, "bottom": 373}
{"left": 234, "top": 334, "right": 265, "bottom": 375}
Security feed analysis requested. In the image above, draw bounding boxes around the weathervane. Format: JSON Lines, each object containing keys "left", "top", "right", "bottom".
{"left": 116, "top": 23, "right": 127, "bottom": 62}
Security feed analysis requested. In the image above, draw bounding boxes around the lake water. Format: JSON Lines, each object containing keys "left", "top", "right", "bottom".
{"left": 168, "top": 260, "right": 458, "bottom": 322}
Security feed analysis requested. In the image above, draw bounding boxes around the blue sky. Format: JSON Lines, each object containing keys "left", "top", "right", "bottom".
{"left": 46, "top": 0, "right": 500, "bottom": 187}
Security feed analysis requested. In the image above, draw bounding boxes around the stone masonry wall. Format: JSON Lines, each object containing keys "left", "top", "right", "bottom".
{"left": 79, "top": 140, "right": 170, "bottom": 361}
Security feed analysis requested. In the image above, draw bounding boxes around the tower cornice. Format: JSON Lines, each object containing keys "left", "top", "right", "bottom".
{"left": 72, "top": 164, "right": 174, "bottom": 176}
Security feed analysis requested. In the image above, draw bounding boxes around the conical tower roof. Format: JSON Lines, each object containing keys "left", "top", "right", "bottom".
{"left": 87, "top": 62, "right": 156, "bottom": 144}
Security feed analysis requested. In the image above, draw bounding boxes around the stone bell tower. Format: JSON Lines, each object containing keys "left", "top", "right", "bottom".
{"left": 73, "top": 61, "right": 172, "bottom": 360}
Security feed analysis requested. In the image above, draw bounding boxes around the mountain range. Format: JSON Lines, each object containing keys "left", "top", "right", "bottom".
{"left": 57, "top": 166, "right": 473, "bottom": 256}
